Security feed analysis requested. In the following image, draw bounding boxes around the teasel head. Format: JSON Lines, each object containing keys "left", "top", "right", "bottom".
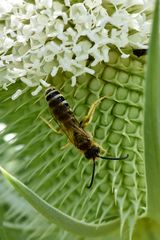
{"left": 0, "top": 1, "right": 158, "bottom": 240}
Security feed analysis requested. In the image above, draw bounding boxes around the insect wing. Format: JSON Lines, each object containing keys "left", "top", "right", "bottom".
{"left": 57, "top": 118, "right": 91, "bottom": 148}
{"left": 69, "top": 124, "right": 91, "bottom": 150}
{"left": 50, "top": 112, "right": 79, "bottom": 145}
{"left": 60, "top": 122, "right": 76, "bottom": 145}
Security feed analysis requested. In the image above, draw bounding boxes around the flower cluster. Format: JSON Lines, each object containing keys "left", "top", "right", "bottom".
{"left": 0, "top": 0, "right": 152, "bottom": 98}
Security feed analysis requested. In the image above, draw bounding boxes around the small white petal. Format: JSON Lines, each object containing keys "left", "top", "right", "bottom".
{"left": 10, "top": 15, "right": 20, "bottom": 28}
{"left": 84, "top": 67, "right": 95, "bottom": 75}
{"left": 70, "top": 3, "right": 90, "bottom": 25}
{"left": 84, "top": 0, "right": 102, "bottom": 9}
{"left": 5, "top": 75, "right": 16, "bottom": 83}
{"left": 2, "top": 83, "right": 8, "bottom": 90}
{"left": 51, "top": 67, "right": 58, "bottom": 76}
{"left": 12, "top": 68, "right": 27, "bottom": 77}
{"left": 0, "top": 1, "right": 12, "bottom": 15}
{"left": 0, "top": 60, "right": 4, "bottom": 67}
{"left": 3, "top": 37, "right": 14, "bottom": 50}
{"left": 15, "top": 144, "right": 24, "bottom": 151}
{"left": 22, "top": 25, "right": 34, "bottom": 36}
{"left": 31, "top": 85, "right": 42, "bottom": 96}
{"left": 3, "top": 133, "right": 17, "bottom": 143}
{"left": 45, "top": 0, "right": 53, "bottom": 8}
{"left": 35, "top": 0, "right": 52, "bottom": 8}
{"left": 39, "top": 79, "right": 50, "bottom": 87}
{"left": 11, "top": 89, "right": 23, "bottom": 100}
{"left": 101, "top": 45, "right": 109, "bottom": 62}
{"left": 53, "top": 2, "right": 63, "bottom": 11}
{"left": 64, "top": 0, "right": 70, "bottom": 6}
{"left": 37, "top": 14, "right": 49, "bottom": 26}
{"left": 0, "top": 122, "right": 7, "bottom": 132}
{"left": 71, "top": 76, "right": 76, "bottom": 87}
{"left": 17, "top": 35, "right": 26, "bottom": 43}
{"left": 121, "top": 53, "right": 130, "bottom": 58}
{"left": 21, "top": 77, "right": 37, "bottom": 87}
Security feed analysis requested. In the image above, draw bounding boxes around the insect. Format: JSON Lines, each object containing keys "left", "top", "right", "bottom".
{"left": 45, "top": 87, "right": 128, "bottom": 188}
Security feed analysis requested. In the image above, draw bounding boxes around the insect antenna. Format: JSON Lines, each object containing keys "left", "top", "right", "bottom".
{"left": 87, "top": 154, "right": 128, "bottom": 189}
{"left": 97, "top": 154, "right": 129, "bottom": 160}
{"left": 87, "top": 159, "right": 96, "bottom": 189}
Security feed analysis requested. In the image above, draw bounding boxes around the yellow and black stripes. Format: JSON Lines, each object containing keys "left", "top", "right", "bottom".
{"left": 46, "top": 88, "right": 66, "bottom": 106}
{"left": 45, "top": 87, "right": 75, "bottom": 124}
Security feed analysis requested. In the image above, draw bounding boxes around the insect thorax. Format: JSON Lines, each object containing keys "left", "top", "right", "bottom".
{"left": 74, "top": 131, "right": 100, "bottom": 159}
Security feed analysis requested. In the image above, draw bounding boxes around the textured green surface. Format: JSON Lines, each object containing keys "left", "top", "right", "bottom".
{"left": 0, "top": 49, "right": 146, "bottom": 239}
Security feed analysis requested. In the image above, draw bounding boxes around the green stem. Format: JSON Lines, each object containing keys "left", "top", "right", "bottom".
{"left": 144, "top": 0, "right": 160, "bottom": 222}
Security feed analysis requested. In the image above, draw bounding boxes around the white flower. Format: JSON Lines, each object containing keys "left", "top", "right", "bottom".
{"left": 70, "top": 3, "right": 92, "bottom": 27}
{"left": 35, "top": 0, "right": 53, "bottom": 9}
{"left": 84, "top": 0, "right": 102, "bottom": 9}
{"left": 0, "top": 0, "right": 153, "bottom": 98}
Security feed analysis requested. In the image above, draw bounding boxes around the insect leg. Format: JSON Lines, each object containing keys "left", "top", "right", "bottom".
{"left": 80, "top": 96, "right": 106, "bottom": 129}
{"left": 40, "top": 116, "right": 61, "bottom": 134}
{"left": 60, "top": 141, "right": 71, "bottom": 149}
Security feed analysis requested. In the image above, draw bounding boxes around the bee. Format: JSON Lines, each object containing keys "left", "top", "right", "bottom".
{"left": 45, "top": 87, "right": 128, "bottom": 188}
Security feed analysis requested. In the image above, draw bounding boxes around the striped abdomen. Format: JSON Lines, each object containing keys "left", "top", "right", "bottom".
{"left": 45, "top": 87, "right": 78, "bottom": 127}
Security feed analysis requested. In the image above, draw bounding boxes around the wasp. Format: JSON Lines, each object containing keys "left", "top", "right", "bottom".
{"left": 45, "top": 87, "right": 128, "bottom": 188}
